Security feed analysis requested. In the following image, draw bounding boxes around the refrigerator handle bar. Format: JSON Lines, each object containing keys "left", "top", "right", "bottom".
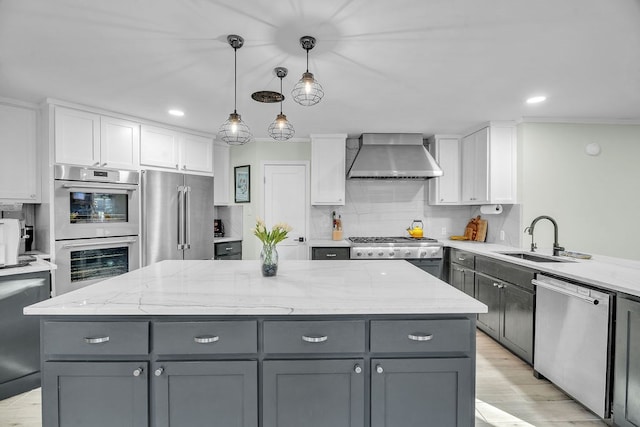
{"left": 185, "top": 186, "right": 191, "bottom": 249}
{"left": 177, "top": 186, "right": 184, "bottom": 250}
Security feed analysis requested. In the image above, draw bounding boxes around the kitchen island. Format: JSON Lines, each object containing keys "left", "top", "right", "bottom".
{"left": 25, "top": 259, "right": 487, "bottom": 427}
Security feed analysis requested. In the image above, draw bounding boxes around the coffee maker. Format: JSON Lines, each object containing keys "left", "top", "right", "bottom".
{"left": 214, "top": 219, "right": 225, "bottom": 237}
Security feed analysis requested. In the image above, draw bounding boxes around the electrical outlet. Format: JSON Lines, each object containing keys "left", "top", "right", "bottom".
{"left": 441, "top": 227, "right": 447, "bottom": 236}
{"left": 500, "top": 230, "right": 505, "bottom": 241}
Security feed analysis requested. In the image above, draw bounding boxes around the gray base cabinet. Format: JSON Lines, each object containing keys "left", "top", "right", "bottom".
{"left": 371, "top": 358, "right": 472, "bottom": 427}
{"left": 40, "top": 315, "right": 477, "bottom": 427}
{"left": 448, "top": 249, "right": 475, "bottom": 297}
{"left": 154, "top": 361, "right": 257, "bottom": 427}
{"left": 263, "top": 359, "right": 365, "bottom": 427}
{"left": 43, "top": 362, "right": 148, "bottom": 427}
{"left": 614, "top": 295, "right": 640, "bottom": 427}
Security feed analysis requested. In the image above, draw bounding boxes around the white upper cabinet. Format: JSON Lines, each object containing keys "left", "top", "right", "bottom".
{"left": 0, "top": 102, "right": 39, "bottom": 202}
{"left": 461, "top": 123, "right": 516, "bottom": 204}
{"left": 140, "top": 125, "right": 213, "bottom": 175}
{"left": 55, "top": 106, "right": 140, "bottom": 170}
{"left": 310, "top": 134, "right": 347, "bottom": 206}
{"left": 179, "top": 133, "right": 213, "bottom": 173}
{"left": 428, "top": 135, "right": 461, "bottom": 205}
{"left": 213, "top": 142, "right": 230, "bottom": 205}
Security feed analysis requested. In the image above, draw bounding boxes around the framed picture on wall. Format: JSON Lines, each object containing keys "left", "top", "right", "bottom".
{"left": 234, "top": 165, "right": 251, "bottom": 203}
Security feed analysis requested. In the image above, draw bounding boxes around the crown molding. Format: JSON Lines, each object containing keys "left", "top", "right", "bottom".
{"left": 518, "top": 116, "right": 640, "bottom": 125}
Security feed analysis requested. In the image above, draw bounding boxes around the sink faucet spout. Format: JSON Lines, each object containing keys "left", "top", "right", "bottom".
{"left": 526, "top": 215, "right": 564, "bottom": 256}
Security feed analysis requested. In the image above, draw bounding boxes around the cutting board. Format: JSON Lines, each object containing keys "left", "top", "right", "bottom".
{"left": 463, "top": 216, "right": 488, "bottom": 242}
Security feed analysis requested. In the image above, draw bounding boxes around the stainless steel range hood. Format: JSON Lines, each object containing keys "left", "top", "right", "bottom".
{"left": 347, "top": 133, "right": 443, "bottom": 179}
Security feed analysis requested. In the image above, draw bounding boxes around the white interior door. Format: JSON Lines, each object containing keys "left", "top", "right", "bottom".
{"left": 264, "top": 163, "right": 308, "bottom": 260}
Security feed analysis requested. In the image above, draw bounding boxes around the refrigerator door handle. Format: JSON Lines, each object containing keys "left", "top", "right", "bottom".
{"left": 185, "top": 186, "right": 191, "bottom": 249}
{"left": 177, "top": 186, "right": 185, "bottom": 250}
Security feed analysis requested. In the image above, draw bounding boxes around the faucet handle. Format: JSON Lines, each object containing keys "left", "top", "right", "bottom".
{"left": 530, "top": 242, "right": 537, "bottom": 252}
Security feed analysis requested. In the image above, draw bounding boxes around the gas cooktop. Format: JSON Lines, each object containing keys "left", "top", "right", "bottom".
{"left": 348, "top": 236, "right": 442, "bottom": 259}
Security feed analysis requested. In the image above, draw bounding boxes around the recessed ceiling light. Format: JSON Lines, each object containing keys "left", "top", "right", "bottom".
{"left": 168, "top": 109, "right": 185, "bottom": 117}
{"left": 526, "top": 96, "right": 547, "bottom": 104}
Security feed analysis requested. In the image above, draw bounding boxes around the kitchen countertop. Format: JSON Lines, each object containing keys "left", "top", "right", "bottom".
{"left": 213, "top": 237, "right": 242, "bottom": 243}
{"left": 308, "top": 239, "right": 351, "bottom": 247}
{"left": 0, "top": 259, "right": 56, "bottom": 278}
{"left": 446, "top": 241, "right": 640, "bottom": 297}
{"left": 24, "top": 259, "right": 487, "bottom": 316}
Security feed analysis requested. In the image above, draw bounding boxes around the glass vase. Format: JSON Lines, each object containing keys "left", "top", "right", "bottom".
{"left": 260, "top": 243, "right": 279, "bottom": 277}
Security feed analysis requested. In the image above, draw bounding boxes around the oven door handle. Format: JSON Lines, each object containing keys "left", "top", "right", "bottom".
{"left": 62, "top": 183, "right": 138, "bottom": 192}
{"left": 61, "top": 238, "right": 138, "bottom": 249}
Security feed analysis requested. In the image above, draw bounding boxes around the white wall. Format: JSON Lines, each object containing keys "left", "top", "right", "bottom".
{"left": 519, "top": 122, "right": 640, "bottom": 260}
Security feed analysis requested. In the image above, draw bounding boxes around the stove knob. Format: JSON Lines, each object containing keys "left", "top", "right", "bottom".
{"left": 367, "top": 252, "right": 373, "bottom": 256}
{"left": 420, "top": 251, "right": 427, "bottom": 258}
{"left": 389, "top": 252, "right": 395, "bottom": 257}
{"left": 405, "top": 251, "right": 411, "bottom": 257}
{"left": 356, "top": 252, "right": 362, "bottom": 257}
{"left": 378, "top": 252, "right": 384, "bottom": 256}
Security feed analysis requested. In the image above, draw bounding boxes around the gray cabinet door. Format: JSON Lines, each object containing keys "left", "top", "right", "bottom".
{"left": 449, "top": 264, "right": 465, "bottom": 292}
{"left": 42, "top": 361, "right": 148, "bottom": 427}
{"left": 614, "top": 296, "right": 640, "bottom": 427}
{"left": 371, "top": 358, "right": 473, "bottom": 427}
{"left": 475, "top": 274, "right": 500, "bottom": 339}
{"left": 500, "top": 282, "right": 534, "bottom": 364}
{"left": 263, "top": 359, "right": 365, "bottom": 427}
{"left": 153, "top": 360, "right": 257, "bottom": 427}
{"left": 462, "top": 269, "right": 475, "bottom": 297}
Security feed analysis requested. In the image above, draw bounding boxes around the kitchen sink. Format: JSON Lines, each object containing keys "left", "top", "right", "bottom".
{"left": 497, "top": 252, "right": 574, "bottom": 263}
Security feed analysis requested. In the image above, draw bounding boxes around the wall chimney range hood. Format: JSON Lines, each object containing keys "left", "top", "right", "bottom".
{"left": 347, "top": 133, "right": 443, "bottom": 179}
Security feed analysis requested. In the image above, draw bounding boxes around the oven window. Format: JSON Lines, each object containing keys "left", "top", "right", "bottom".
{"left": 70, "top": 247, "right": 129, "bottom": 282}
{"left": 69, "top": 192, "right": 128, "bottom": 223}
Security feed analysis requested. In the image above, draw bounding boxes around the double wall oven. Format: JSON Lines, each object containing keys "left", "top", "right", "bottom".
{"left": 53, "top": 165, "right": 140, "bottom": 295}
{"left": 348, "top": 236, "right": 444, "bottom": 279}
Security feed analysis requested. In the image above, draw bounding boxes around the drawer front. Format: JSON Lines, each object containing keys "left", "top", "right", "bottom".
{"left": 214, "top": 241, "right": 242, "bottom": 256}
{"left": 43, "top": 321, "right": 149, "bottom": 355}
{"left": 370, "top": 319, "right": 472, "bottom": 353}
{"left": 154, "top": 321, "right": 257, "bottom": 354}
{"left": 311, "top": 247, "right": 350, "bottom": 260}
{"left": 451, "top": 248, "right": 475, "bottom": 269}
{"left": 263, "top": 320, "right": 365, "bottom": 353}
{"left": 475, "top": 257, "right": 536, "bottom": 292}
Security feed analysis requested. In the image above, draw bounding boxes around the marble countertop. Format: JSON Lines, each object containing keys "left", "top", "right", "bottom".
{"left": 0, "top": 259, "right": 56, "bottom": 278}
{"left": 24, "top": 259, "right": 487, "bottom": 316}
{"left": 446, "top": 241, "right": 640, "bottom": 297}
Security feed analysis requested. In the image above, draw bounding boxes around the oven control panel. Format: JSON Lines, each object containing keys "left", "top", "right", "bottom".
{"left": 350, "top": 246, "right": 443, "bottom": 260}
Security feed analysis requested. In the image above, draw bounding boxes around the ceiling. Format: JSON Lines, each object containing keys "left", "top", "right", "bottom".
{"left": 1, "top": 0, "right": 639, "bottom": 139}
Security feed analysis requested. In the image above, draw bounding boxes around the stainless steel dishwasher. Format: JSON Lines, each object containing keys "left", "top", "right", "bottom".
{"left": 533, "top": 274, "right": 613, "bottom": 419}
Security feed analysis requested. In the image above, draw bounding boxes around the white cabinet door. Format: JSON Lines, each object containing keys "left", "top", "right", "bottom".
{"left": 310, "top": 134, "right": 347, "bottom": 205}
{"left": 180, "top": 133, "right": 213, "bottom": 173}
{"left": 0, "top": 103, "right": 38, "bottom": 201}
{"left": 214, "top": 143, "right": 230, "bottom": 205}
{"left": 100, "top": 117, "right": 140, "bottom": 170}
{"left": 140, "top": 125, "right": 180, "bottom": 170}
{"left": 428, "top": 136, "right": 460, "bottom": 205}
{"left": 488, "top": 125, "right": 517, "bottom": 203}
{"left": 461, "top": 128, "right": 489, "bottom": 204}
{"left": 55, "top": 107, "right": 101, "bottom": 166}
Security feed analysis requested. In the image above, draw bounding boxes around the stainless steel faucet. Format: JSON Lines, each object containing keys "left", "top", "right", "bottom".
{"left": 524, "top": 215, "right": 564, "bottom": 256}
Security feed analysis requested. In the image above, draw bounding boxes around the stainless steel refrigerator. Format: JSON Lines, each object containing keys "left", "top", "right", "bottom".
{"left": 141, "top": 170, "right": 214, "bottom": 265}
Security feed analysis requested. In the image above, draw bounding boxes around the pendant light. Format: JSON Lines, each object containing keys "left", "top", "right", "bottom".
{"left": 219, "top": 34, "right": 252, "bottom": 145}
{"left": 268, "top": 67, "right": 295, "bottom": 141}
{"left": 291, "top": 36, "right": 324, "bottom": 106}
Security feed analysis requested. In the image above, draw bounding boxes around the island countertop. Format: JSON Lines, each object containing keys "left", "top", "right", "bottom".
{"left": 24, "top": 259, "right": 487, "bottom": 316}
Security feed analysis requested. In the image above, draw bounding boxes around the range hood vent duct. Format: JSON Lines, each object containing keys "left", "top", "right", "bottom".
{"left": 347, "top": 133, "right": 443, "bottom": 179}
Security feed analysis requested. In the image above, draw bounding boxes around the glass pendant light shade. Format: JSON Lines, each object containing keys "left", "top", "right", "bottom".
{"left": 219, "top": 35, "right": 251, "bottom": 145}
{"left": 219, "top": 112, "right": 252, "bottom": 145}
{"left": 292, "top": 36, "right": 324, "bottom": 107}
{"left": 292, "top": 72, "right": 324, "bottom": 107}
{"left": 268, "top": 113, "right": 295, "bottom": 141}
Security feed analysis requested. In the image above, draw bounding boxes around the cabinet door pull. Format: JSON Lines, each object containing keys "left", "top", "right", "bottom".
{"left": 133, "top": 367, "right": 144, "bottom": 377}
{"left": 302, "top": 334, "right": 328, "bottom": 343}
{"left": 154, "top": 367, "right": 164, "bottom": 377}
{"left": 225, "top": 247, "right": 234, "bottom": 251}
{"left": 493, "top": 282, "right": 500, "bottom": 287}
{"left": 354, "top": 364, "right": 362, "bottom": 374}
{"left": 457, "top": 257, "right": 466, "bottom": 261}
{"left": 376, "top": 365, "right": 384, "bottom": 374}
{"left": 325, "top": 253, "right": 337, "bottom": 257}
{"left": 408, "top": 333, "right": 433, "bottom": 342}
{"left": 194, "top": 335, "right": 219, "bottom": 344}
{"left": 84, "top": 336, "right": 110, "bottom": 344}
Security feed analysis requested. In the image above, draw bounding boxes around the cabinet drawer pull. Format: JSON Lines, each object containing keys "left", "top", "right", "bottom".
{"left": 133, "top": 367, "right": 143, "bottom": 377}
{"left": 354, "top": 364, "right": 362, "bottom": 374}
{"left": 301, "top": 334, "right": 328, "bottom": 343}
{"left": 154, "top": 367, "right": 164, "bottom": 377}
{"left": 194, "top": 335, "right": 219, "bottom": 344}
{"left": 458, "top": 257, "right": 466, "bottom": 261}
{"left": 493, "top": 282, "right": 500, "bottom": 287}
{"left": 84, "top": 336, "right": 110, "bottom": 344}
{"left": 325, "top": 253, "right": 337, "bottom": 257}
{"left": 225, "top": 247, "right": 234, "bottom": 251}
{"left": 408, "top": 333, "right": 433, "bottom": 342}
{"left": 376, "top": 365, "right": 384, "bottom": 374}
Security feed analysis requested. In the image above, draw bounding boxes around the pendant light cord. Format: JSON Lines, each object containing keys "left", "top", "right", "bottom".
{"left": 279, "top": 77, "right": 283, "bottom": 115}
{"left": 234, "top": 46, "right": 238, "bottom": 114}
{"left": 306, "top": 48, "right": 309, "bottom": 73}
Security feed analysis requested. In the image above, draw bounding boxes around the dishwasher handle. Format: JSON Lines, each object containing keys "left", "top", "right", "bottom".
{"left": 532, "top": 278, "right": 600, "bottom": 305}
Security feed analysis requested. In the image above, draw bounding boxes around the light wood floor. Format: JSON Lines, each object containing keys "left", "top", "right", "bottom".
{"left": 0, "top": 330, "right": 609, "bottom": 427}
